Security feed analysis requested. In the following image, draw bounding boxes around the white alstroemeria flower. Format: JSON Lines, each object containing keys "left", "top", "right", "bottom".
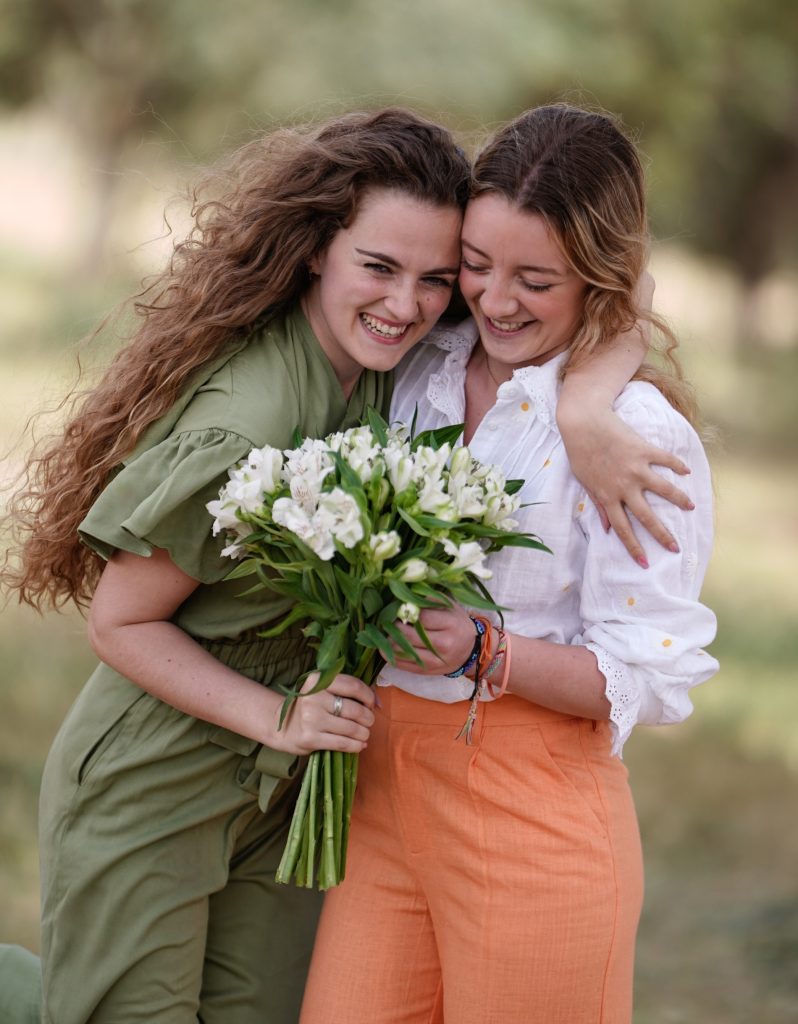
{"left": 416, "top": 476, "right": 456, "bottom": 520}
{"left": 412, "top": 443, "right": 451, "bottom": 483}
{"left": 449, "top": 480, "right": 488, "bottom": 519}
{"left": 318, "top": 488, "right": 364, "bottom": 550}
{"left": 245, "top": 445, "right": 285, "bottom": 494}
{"left": 449, "top": 445, "right": 473, "bottom": 479}
{"left": 483, "top": 492, "right": 520, "bottom": 530}
{"left": 368, "top": 531, "right": 401, "bottom": 561}
{"left": 442, "top": 538, "right": 492, "bottom": 580}
{"left": 305, "top": 529, "right": 336, "bottom": 561}
{"left": 384, "top": 447, "right": 414, "bottom": 494}
{"left": 272, "top": 496, "right": 315, "bottom": 538}
{"left": 397, "top": 601, "right": 420, "bottom": 624}
{"left": 206, "top": 496, "right": 243, "bottom": 535}
{"left": 283, "top": 439, "right": 334, "bottom": 507}
{"left": 480, "top": 466, "right": 508, "bottom": 495}
{"left": 398, "top": 557, "right": 428, "bottom": 583}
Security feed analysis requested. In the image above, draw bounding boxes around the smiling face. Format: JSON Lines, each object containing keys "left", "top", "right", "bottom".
{"left": 303, "top": 187, "right": 462, "bottom": 393}
{"left": 459, "top": 193, "right": 588, "bottom": 376}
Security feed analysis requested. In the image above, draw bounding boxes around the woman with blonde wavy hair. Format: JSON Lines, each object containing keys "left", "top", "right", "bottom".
{"left": 3, "top": 103, "right": 691, "bottom": 1024}
{"left": 301, "top": 105, "right": 719, "bottom": 1024}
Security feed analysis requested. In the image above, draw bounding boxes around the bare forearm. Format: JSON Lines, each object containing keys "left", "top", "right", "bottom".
{"left": 498, "top": 633, "right": 610, "bottom": 720}
{"left": 89, "top": 618, "right": 285, "bottom": 746}
{"left": 558, "top": 327, "right": 646, "bottom": 423}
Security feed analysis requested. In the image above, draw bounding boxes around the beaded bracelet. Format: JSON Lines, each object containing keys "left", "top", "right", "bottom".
{"left": 445, "top": 616, "right": 487, "bottom": 678}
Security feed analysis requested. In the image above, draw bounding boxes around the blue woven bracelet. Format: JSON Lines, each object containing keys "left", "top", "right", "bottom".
{"left": 445, "top": 617, "right": 486, "bottom": 678}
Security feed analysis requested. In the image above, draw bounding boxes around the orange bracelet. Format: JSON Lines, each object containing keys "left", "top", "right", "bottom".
{"left": 495, "top": 632, "right": 512, "bottom": 697}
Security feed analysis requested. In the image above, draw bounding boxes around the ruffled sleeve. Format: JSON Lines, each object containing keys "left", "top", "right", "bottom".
{"left": 79, "top": 428, "right": 253, "bottom": 585}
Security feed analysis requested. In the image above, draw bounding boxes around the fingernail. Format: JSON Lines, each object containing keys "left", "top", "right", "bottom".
{"left": 686, "top": 500, "right": 695, "bottom": 510}
{"left": 668, "top": 542, "right": 680, "bottom": 553}
{"left": 637, "top": 555, "right": 649, "bottom": 569}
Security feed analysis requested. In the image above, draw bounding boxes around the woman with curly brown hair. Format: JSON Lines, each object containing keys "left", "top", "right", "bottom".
{"left": 301, "top": 105, "right": 718, "bottom": 1024}
{"left": 3, "top": 107, "right": 469, "bottom": 1024}
{"left": 2, "top": 104, "right": 690, "bottom": 1024}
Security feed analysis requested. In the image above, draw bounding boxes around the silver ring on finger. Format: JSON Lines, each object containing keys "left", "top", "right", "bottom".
{"left": 332, "top": 694, "right": 344, "bottom": 717}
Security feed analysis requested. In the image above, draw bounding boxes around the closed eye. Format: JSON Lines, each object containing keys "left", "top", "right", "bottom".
{"left": 521, "top": 281, "right": 552, "bottom": 293}
{"left": 461, "top": 259, "right": 488, "bottom": 273}
{"left": 422, "top": 275, "right": 455, "bottom": 289}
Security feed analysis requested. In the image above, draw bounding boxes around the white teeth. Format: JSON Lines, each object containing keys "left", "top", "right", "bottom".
{"left": 361, "top": 313, "right": 407, "bottom": 338}
{"left": 488, "top": 317, "right": 527, "bottom": 332}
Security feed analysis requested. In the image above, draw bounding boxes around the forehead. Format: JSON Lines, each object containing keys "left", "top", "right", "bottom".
{"left": 463, "top": 193, "right": 569, "bottom": 272}
{"left": 346, "top": 187, "right": 462, "bottom": 250}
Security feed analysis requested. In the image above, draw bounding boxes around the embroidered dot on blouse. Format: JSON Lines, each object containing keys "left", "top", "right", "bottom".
{"left": 543, "top": 458, "right": 552, "bottom": 468}
{"left": 521, "top": 401, "right": 530, "bottom": 412}
{"left": 577, "top": 502, "right": 585, "bottom": 513}
{"left": 662, "top": 638, "right": 673, "bottom": 647}
{"left": 627, "top": 597, "right": 636, "bottom": 606}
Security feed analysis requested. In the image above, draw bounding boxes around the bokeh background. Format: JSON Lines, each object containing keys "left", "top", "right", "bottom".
{"left": 1, "top": 1, "right": 797, "bottom": 1021}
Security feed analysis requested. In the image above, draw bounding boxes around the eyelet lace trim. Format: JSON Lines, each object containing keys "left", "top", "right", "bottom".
{"left": 585, "top": 641, "right": 640, "bottom": 757}
{"left": 425, "top": 325, "right": 474, "bottom": 421}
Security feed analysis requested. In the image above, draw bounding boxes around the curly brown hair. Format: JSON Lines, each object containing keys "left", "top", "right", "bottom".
{"left": 471, "top": 104, "right": 697, "bottom": 421}
{"left": 4, "top": 107, "right": 471, "bottom": 610}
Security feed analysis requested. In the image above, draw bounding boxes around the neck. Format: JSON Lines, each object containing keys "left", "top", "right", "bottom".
{"left": 479, "top": 345, "right": 513, "bottom": 388}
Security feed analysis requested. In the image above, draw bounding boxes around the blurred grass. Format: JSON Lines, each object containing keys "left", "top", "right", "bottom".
{"left": 1, "top": 247, "right": 796, "bottom": 1021}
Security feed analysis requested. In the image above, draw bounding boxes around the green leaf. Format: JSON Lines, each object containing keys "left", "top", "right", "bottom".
{"left": 317, "top": 620, "right": 349, "bottom": 671}
{"left": 366, "top": 405, "right": 389, "bottom": 447}
{"left": 504, "top": 478, "right": 524, "bottom": 495}
{"left": 398, "top": 507, "right": 431, "bottom": 537}
{"left": 382, "top": 620, "right": 423, "bottom": 666}
{"left": 446, "top": 582, "right": 505, "bottom": 612}
{"left": 386, "top": 577, "right": 440, "bottom": 610}
{"left": 413, "top": 616, "right": 438, "bottom": 656}
{"left": 333, "top": 565, "right": 362, "bottom": 606}
{"left": 411, "top": 423, "right": 464, "bottom": 451}
{"left": 290, "top": 425, "right": 303, "bottom": 447}
{"left": 257, "top": 606, "right": 310, "bottom": 638}
{"left": 330, "top": 449, "right": 365, "bottom": 492}
{"left": 356, "top": 624, "right": 396, "bottom": 665}
{"left": 362, "top": 587, "right": 384, "bottom": 618}
{"left": 302, "top": 620, "right": 324, "bottom": 639}
{"left": 222, "top": 558, "right": 259, "bottom": 581}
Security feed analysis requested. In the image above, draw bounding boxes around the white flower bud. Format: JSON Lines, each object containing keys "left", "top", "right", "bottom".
{"left": 368, "top": 530, "right": 402, "bottom": 561}
{"left": 398, "top": 558, "right": 428, "bottom": 582}
{"left": 397, "top": 602, "right": 420, "bottom": 624}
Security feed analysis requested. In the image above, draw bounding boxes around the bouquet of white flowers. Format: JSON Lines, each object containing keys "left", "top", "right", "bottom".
{"left": 208, "top": 408, "right": 547, "bottom": 888}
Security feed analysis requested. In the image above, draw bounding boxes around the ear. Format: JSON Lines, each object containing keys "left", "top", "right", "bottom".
{"left": 308, "top": 253, "right": 322, "bottom": 276}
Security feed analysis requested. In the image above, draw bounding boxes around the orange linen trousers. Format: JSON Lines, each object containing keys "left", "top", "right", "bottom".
{"left": 301, "top": 686, "right": 643, "bottom": 1024}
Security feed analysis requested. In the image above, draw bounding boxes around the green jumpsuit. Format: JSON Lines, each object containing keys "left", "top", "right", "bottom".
{"left": 35, "top": 306, "right": 390, "bottom": 1024}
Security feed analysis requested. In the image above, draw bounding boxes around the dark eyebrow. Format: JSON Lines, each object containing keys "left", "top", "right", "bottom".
{"left": 355, "top": 248, "right": 459, "bottom": 276}
{"left": 461, "top": 239, "right": 565, "bottom": 277}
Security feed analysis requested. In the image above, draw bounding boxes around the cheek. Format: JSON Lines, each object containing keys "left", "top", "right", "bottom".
{"left": 424, "top": 290, "right": 453, "bottom": 320}
{"left": 458, "top": 269, "right": 480, "bottom": 301}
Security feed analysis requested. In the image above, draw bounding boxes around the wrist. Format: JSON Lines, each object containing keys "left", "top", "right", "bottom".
{"left": 445, "top": 616, "right": 486, "bottom": 678}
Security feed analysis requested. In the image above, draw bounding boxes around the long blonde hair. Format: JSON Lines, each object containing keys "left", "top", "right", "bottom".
{"left": 471, "top": 104, "right": 697, "bottom": 420}
{"left": 4, "top": 107, "right": 470, "bottom": 610}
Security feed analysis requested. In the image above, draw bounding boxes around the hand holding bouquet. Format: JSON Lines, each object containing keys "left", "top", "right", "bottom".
{"left": 208, "top": 409, "right": 547, "bottom": 888}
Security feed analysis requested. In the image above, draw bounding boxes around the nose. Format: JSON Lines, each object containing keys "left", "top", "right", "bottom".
{"left": 477, "top": 274, "right": 517, "bottom": 320}
{"left": 384, "top": 279, "right": 420, "bottom": 322}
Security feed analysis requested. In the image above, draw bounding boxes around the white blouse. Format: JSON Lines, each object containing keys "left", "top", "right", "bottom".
{"left": 381, "top": 319, "right": 719, "bottom": 755}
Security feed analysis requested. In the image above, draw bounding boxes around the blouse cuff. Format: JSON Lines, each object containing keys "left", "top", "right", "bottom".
{"left": 585, "top": 642, "right": 641, "bottom": 757}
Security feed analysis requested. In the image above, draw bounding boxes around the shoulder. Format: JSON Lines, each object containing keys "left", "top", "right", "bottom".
{"left": 171, "top": 317, "right": 304, "bottom": 450}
